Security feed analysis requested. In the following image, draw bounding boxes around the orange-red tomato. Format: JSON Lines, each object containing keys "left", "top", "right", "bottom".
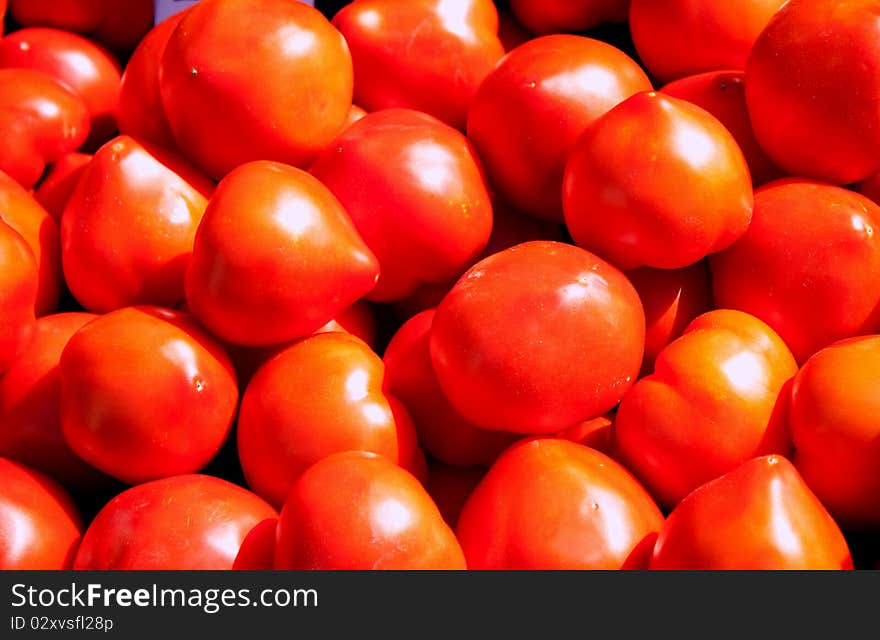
{"left": 789, "top": 336, "right": 880, "bottom": 530}
{"left": 456, "top": 438, "right": 663, "bottom": 569}
{"left": 615, "top": 309, "right": 797, "bottom": 508}
{"left": 509, "top": 0, "right": 628, "bottom": 34}
{"left": 60, "top": 306, "right": 238, "bottom": 485}
{"left": 467, "top": 35, "right": 651, "bottom": 221}
{"left": 74, "top": 475, "right": 277, "bottom": 570}
{"left": 275, "top": 451, "right": 465, "bottom": 569}
{"left": 711, "top": 180, "right": 880, "bottom": 364}
{"left": 563, "top": 91, "right": 753, "bottom": 270}
{"left": 160, "top": 0, "right": 353, "bottom": 179}
{"left": 311, "top": 108, "right": 492, "bottom": 302}
{"left": 61, "top": 135, "right": 213, "bottom": 312}
{"left": 0, "top": 457, "right": 82, "bottom": 569}
{"left": 0, "top": 220, "right": 37, "bottom": 375}
{"left": 185, "top": 160, "right": 379, "bottom": 346}
{"left": 237, "top": 331, "right": 425, "bottom": 509}
{"left": 332, "top": 0, "right": 503, "bottom": 131}
{"left": 430, "top": 241, "right": 645, "bottom": 434}
{"left": 650, "top": 456, "right": 853, "bottom": 570}
{"left": 33, "top": 152, "right": 91, "bottom": 222}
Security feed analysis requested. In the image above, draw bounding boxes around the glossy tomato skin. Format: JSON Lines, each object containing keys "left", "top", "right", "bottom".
{"left": 275, "top": 451, "right": 465, "bottom": 570}
{"left": 116, "top": 12, "right": 185, "bottom": 150}
{"left": 467, "top": 35, "right": 651, "bottom": 221}
{"left": 0, "top": 69, "right": 89, "bottom": 189}
{"left": 711, "top": 180, "right": 880, "bottom": 364}
{"left": 0, "top": 28, "right": 121, "bottom": 150}
{"left": 61, "top": 135, "right": 213, "bottom": 313}
{"left": 630, "top": 0, "right": 786, "bottom": 83}
{"left": 510, "top": 0, "right": 627, "bottom": 34}
{"left": 789, "top": 336, "right": 880, "bottom": 530}
{"left": 626, "top": 261, "right": 713, "bottom": 375}
{"left": 430, "top": 241, "right": 645, "bottom": 435}
{"left": 310, "top": 108, "right": 492, "bottom": 302}
{"left": 74, "top": 475, "right": 277, "bottom": 570}
{"left": 384, "top": 309, "right": 520, "bottom": 467}
{"left": 0, "top": 221, "right": 37, "bottom": 375}
{"left": 160, "top": 0, "right": 353, "bottom": 179}
{"left": 59, "top": 306, "right": 239, "bottom": 485}
{"left": 746, "top": 0, "right": 880, "bottom": 184}
{"left": 650, "top": 456, "right": 853, "bottom": 570}
{"left": 456, "top": 438, "right": 663, "bottom": 570}
{"left": 615, "top": 310, "right": 796, "bottom": 508}
{"left": 563, "top": 91, "right": 753, "bottom": 270}
{"left": 0, "top": 312, "right": 106, "bottom": 489}
{"left": 332, "top": 0, "right": 503, "bottom": 131}
{"left": 238, "top": 331, "right": 425, "bottom": 509}
{"left": 662, "top": 70, "right": 783, "bottom": 187}
{"left": 185, "top": 160, "right": 379, "bottom": 346}
{"left": 33, "top": 153, "right": 91, "bottom": 223}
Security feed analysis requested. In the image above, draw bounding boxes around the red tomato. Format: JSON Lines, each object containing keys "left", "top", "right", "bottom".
{"left": 59, "top": 306, "right": 238, "bottom": 485}
{"left": 61, "top": 135, "right": 213, "bottom": 312}
{"left": 430, "top": 241, "right": 645, "bottom": 434}
{"left": 650, "top": 456, "right": 853, "bottom": 570}
{"left": 332, "top": 0, "right": 503, "bottom": 131}
{"left": 425, "top": 462, "right": 486, "bottom": 528}
{"left": 563, "top": 91, "right": 753, "bottom": 270}
{"left": 789, "top": 336, "right": 880, "bottom": 530}
{"left": 0, "top": 28, "right": 121, "bottom": 150}
{"left": 497, "top": 8, "right": 532, "bottom": 52}
{"left": 0, "top": 171, "right": 62, "bottom": 316}
{"left": 626, "top": 261, "right": 713, "bottom": 375}
{"left": 8, "top": 0, "right": 104, "bottom": 33}
{"left": 74, "top": 474, "right": 277, "bottom": 570}
{"left": 310, "top": 108, "right": 492, "bottom": 302}
{"left": 615, "top": 309, "right": 797, "bottom": 508}
{"left": 509, "top": 0, "right": 628, "bottom": 34}
{"left": 467, "top": 35, "right": 651, "bottom": 221}
{"left": 555, "top": 413, "right": 615, "bottom": 454}
{"left": 0, "top": 458, "right": 82, "bottom": 569}
{"left": 629, "top": 0, "right": 786, "bottom": 83}
{"left": 160, "top": 0, "right": 353, "bottom": 179}
{"left": 0, "top": 69, "right": 89, "bottom": 189}
{"left": 0, "top": 221, "right": 37, "bottom": 374}
{"left": 275, "top": 451, "right": 465, "bottom": 569}
{"left": 342, "top": 103, "right": 367, "bottom": 130}
{"left": 116, "top": 12, "right": 185, "bottom": 150}
{"left": 237, "top": 331, "right": 425, "bottom": 509}
{"left": 711, "top": 180, "right": 880, "bottom": 364}
{"left": 384, "top": 309, "right": 519, "bottom": 467}
{"left": 746, "top": 0, "right": 880, "bottom": 184}
{"left": 185, "top": 160, "right": 379, "bottom": 346}
{"left": 456, "top": 438, "right": 663, "bottom": 569}
{"left": 33, "top": 152, "right": 91, "bottom": 222}
{"left": 88, "top": 0, "right": 153, "bottom": 53}
{"left": 855, "top": 171, "right": 880, "bottom": 207}
{"left": 662, "top": 70, "right": 783, "bottom": 187}
{"left": 0, "top": 312, "right": 106, "bottom": 489}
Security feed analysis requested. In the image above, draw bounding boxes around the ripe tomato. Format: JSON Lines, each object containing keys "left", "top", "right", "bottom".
{"left": 384, "top": 309, "right": 519, "bottom": 467}
{"left": 662, "top": 70, "right": 783, "bottom": 187}
{"left": 711, "top": 180, "right": 880, "bottom": 364}
{"left": 33, "top": 152, "right": 91, "bottom": 222}
{"left": 332, "top": 0, "right": 503, "bottom": 131}
{"left": 310, "top": 108, "right": 492, "bottom": 302}
{"left": 650, "top": 456, "right": 853, "bottom": 570}
{"left": 556, "top": 414, "right": 615, "bottom": 454}
{"left": 456, "top": 438, "right": 663, "bottom": 569}
{"left": 509, "top": 0, "right": 628, "bottom": 35}
{"left": 160, "top": 0, "right": 353, "bottom": 179}
{"left": 424, "top": 462, "right": 486, "bottom": 528}
{"left": 237, "top": 331, "right": 425, "bottom": 509}
{"left": 746, "top": 0, "right": 880, "bottom": 184}
{"left": 789, "top": 336, "right": 880, "bottom": 530}
{"left": 0, "top": 457, "right": 82, "bottom": 569}
{"left": 563, "top": 91, "right": 753, "bottom": 270}
{"left": 0, "top": 28, "right": 121, "bottom": 150}
{"left": 275, "top": 451, "right": 465, "bottom": 570}
{"left": 0, "top": 221, "right": 37, "bottom": 375}
{"left": 430, "top": 241, "right": 645, "bottom": 434}
{"left": 74, "top": 475, "right": 277, "bottom": 570}
{"left": 59, "top": 306, "right": 238, "bottom": 485}
{"left": 0, "top": 312, "right": 106, "bottom": 489}
{"left": 629, "top": 0, "right": 786, "bottom": 83}
{"left": 615, "top": 309, "right": 797, "bottom": 508}
{"left": 61, "top": 135, "right": 213, "bottom": 313}
{"left": 185, "top": 160, "right": 379, "bottom": 346}
{"left": 467, "top": 34, "right": 651, "bottom": 221}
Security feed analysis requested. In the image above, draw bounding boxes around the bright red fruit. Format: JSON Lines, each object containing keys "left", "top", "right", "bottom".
{"left": 0, "top": 221, "right": 37, "bottom": 375}
{"left": 33, "top": 153, "right": 91, "bottom": 222}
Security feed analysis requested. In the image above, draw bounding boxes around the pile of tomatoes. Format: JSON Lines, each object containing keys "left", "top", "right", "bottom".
{"left": 0, "top": 0, "right": 878, "bottom": 571}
